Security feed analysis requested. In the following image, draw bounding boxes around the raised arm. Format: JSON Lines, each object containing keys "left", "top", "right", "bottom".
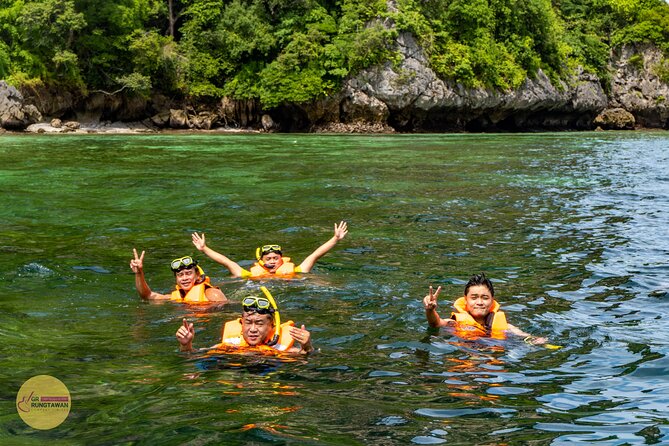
{"left": 192, "top": 232, "right": 245, "bottom": 278}
{"left": 288, "top": 324, "right": 315, "bottom": 355}
{"left": 130, "top": 248, "right": 171, "bottom": 300}
{"left": 176, "top": 318, "right": 195, "bottom": 351}
{"left": 298, "top": 221, "right": 348, "bottom": 273}
{"left": 423, "top": 286, "right": 453, "bottom": 328}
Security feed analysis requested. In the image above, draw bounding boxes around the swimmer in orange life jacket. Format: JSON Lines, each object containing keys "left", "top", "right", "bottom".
{"left": 191, "top": 221, "right": 348, "bottom": 278}
{"left": 423, "top": 273, "right": 548, "bottom": 345}
{"left": 130, "top": 248, "right": 228, "bottom": 304}
{"left": 176, "top": 289, "right": 314, "bottom": 355}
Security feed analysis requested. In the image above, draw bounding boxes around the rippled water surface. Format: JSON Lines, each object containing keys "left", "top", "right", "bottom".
{"left": 1, "top": 132, "right": 668, "bottom": 445}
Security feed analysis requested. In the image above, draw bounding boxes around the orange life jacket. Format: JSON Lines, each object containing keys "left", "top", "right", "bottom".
{"left": 220, "top": 318, "right": 295, "bottom": 352}
{"left": 248, "top": 257, "right": 297, "bottom": 278}
{"left": 170, "top": 276, "right": 214, "bottom": 304}
{"left": 450, "top": 297, "right": 508, "bottom": 339}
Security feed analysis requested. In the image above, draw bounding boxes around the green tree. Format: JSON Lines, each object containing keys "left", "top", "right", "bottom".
{"left": 0, "top": 41, "right": 10, "bottom": 78}
{"left": 15, "top": 0, "right": 86, "bottom": 83}
{"left": 74, "top": 0, "right": 164, "bottom": 89}
{"left": 3, "top": 0, "right": 669, "bottom": 110}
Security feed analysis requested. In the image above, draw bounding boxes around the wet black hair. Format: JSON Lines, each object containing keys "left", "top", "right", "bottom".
{"left": 464, "top": 272, "right": 494, "bottom": 297}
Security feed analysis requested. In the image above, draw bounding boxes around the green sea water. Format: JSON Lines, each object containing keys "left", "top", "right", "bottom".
{"left": 1, "top": 132, "right": 668, "bottom": 445}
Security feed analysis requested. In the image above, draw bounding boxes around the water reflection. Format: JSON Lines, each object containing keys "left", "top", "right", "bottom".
{"left": 2, "top": 133, "right": 669, "bottom": 444}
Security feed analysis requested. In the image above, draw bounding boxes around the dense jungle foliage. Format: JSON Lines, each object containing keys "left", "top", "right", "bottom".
{"left": 1, "top": 0, "right": 668, "bottom": 107}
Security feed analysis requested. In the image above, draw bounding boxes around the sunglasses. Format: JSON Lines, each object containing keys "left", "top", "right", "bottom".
{"left": 242, "top": 296, "right": 275, "bottom": 314}
{"left": 170, "top": 256, "right": 196, "bottom": 272}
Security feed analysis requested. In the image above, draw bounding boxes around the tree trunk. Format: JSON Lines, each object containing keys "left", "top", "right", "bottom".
{"left": 168, "top": 0, "right": 175, "bottom": 38}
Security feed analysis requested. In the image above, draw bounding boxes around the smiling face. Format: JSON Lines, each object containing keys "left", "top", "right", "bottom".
{"left": 241, "top": 312, "right": 274, "bottom": 346}
{"left": 464, "top": 284, "right": 494, "bottom": 323}
{"left": 261, "top": 252, "right": 284, "bottom": 273}
{"left": 174, "top": 266, "right": 199, "bottom": 291}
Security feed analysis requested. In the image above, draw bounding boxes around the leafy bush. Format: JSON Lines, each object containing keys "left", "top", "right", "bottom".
{"left": 653, "top": 58, "right": 669, "bottom": 83}
{"left": 2, "top": 0, "right": 669, "bottom": 106}
{"left": 0, "top": 42, "right": 10, "bottom": 78}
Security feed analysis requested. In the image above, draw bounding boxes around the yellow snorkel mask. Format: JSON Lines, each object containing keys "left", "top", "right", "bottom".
{"left": 255, "top": 244, "right": 282, "bottom": 266}
{"left": 241, "top": 286, "right": 282, "bottom": 346}
{"left": 170, "top": 256, "right": 205, "bottom": 276}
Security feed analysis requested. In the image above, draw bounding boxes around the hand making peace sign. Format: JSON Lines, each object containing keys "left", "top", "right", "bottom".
{"left": 130, "top": 248, "right": 145, "bottom": 273}
{"left": 422, "top": 285, "right": 442, "bottom": 311}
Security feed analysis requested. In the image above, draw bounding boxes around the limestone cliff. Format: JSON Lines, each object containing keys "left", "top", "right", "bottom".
{"left": 330, "top": 32, "right": 609, "bottom": 132}
{"left": 609, "top": 44, "right": 669, "bottom": 128}
{"left": 4, "top": 38, "right": 669, "bottom": 132}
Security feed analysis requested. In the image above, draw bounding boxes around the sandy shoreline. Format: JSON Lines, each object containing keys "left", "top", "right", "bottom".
{"left": 1, "top": 120, "right": 663, "bottom": 135}
{"left": 19, "top": 121, "right": 265, "bottom": 135}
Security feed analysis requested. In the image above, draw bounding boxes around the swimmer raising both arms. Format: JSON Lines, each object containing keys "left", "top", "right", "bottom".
{"left": 191, "top": 221, "right": 348, "bottom": 278}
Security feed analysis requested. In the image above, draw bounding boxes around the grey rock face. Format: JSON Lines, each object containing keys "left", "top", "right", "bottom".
{"left": 0, "top": 80, "right": 42, "bottom": 129}
{"left": 261, "top": 114, "right": 275, "bottom": 131}
{"left": 169, "top": 109, "right": 189, "bottom": 129}
{"left": 609, "top": 44, "right": 669, "bottom": 128}
{"left": 342, "top": 33, "right": 608, "bottom": 131}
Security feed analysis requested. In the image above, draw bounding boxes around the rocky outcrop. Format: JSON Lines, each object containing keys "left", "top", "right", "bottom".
{"left": 19, "top": 84, "right": 174, "bottom": 125}
{"left": 594, "top": 107, "right": 636, "bottom": 130}
{"left": 19, "top": 83, "right": 78, "bottom": 118}
{"left": 169, "top": 109, "right": 189, "bottom": 128}
{"left": 313, "top": 122, "right": 394, "bottom": 133}
{"left": 334, "top": 32, "right": 608, "bottom": 131}
{"left": 0, "top": 80, "right": 42, "bottom": 129}
{"left": 218, "top": 97, "right": 262, "bottom": 128}
{"left": 609, "top": 44, "right": 669, "bottom": 128}
{"left": 261, "top": 114, "right": 276, "bottom": 131}
{"left": 7, "top": 34, "right": 669, "bottom": 132}
{"left": 150, "top": 107, "right": 222, "bottom": 130}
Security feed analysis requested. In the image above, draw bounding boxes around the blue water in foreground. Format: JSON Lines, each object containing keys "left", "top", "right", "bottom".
{"left": 0, "top": 132, "right": 668, "bottom": 445}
